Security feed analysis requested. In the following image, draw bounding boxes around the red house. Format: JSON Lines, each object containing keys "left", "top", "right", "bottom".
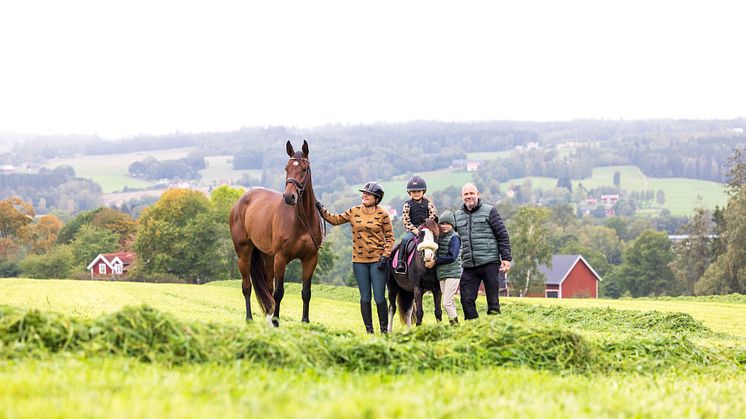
{"left": 86, "top": 252, "right": 135, "bottom": 279}
{"left": 538, "top": 255, "right": 601, "bottom": 298}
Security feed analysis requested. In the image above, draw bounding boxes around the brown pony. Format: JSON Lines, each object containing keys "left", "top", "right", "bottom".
{"left": 229, "top": 140, "right": 323, "bottom": 326}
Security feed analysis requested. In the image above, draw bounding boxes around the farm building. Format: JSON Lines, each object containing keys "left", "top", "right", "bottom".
{"left": 499, "top": 255, "right": 602, "bottom": 298}
{"left": 538, "top": 255, "right": 601, "bottom": 298}
{"left": 86, "top": 252, "right": 135, "bottom": 279}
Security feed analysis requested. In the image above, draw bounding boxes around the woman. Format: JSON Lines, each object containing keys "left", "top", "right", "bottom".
{"left": 315, "top": 181, "right": 395, "bottom": 334}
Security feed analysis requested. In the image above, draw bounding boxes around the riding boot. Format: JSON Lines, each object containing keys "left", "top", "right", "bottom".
{"left": 361, "top": 302, "right": 374, "bottom": 334}
{"left": 395, "top": 248, "right": 407, "bottom": 273}
{"left": 376, "top": 302, "right": 389, "bottom": 334}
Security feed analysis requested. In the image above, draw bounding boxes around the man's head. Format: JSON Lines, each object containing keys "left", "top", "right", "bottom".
{"left": 461, "top": 183, "right": 479, "bottom": 209}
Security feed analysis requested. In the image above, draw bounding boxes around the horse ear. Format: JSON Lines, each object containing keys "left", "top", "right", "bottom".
{"left": 302, "top": 140, "right": 309, "bottom": 158}
{"left": 286, "top": 141, "right": 294, "bottom": 157}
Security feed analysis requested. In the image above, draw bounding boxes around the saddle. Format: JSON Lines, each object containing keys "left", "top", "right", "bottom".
{"left": 391, "top": 239, "right": 419, "bottom": 274}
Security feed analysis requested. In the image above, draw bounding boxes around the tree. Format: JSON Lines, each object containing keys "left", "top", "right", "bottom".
{"left": 610, "top": 230, "right": 675, "bottom": 297}
{"left": 70, "top": 224, "right": 119, "bottom": 270}
{"left": 558, "top": 241, "right": 610, "bottom": 277}
{"left": 613, "top": 171, "right": 621, "bottom": 188}
{"left": 134, "top": 189, "right": 226, "bottom": 282}
{"left": 669, "top": 207, "right": 713, "bottom": 295}
{"left": 725, "top": 146, "right": 746, "bottom": 196}
{"left": 507, "top": 206, "right": 553, "bottom": 297}
{"left": 695, "top": 186, "right": 746, "bottom": 295}
{"left": 656, "top": 189, "right": 666, "bottom": 205}
{"left": 0, "top": 197, "right": 34, "bottom": 239}
{"left": 17, "top": 214, "right": 63, "bottom": 255}
{"left": 210, "top": 185, "right": 245, "bottom": 221}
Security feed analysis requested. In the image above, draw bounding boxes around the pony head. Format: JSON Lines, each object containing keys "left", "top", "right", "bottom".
{"left": 417, "top": 219, "right": 440, "bottom": 266}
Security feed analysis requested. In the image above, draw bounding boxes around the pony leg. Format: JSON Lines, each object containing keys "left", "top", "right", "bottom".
{"left": 414, "top": 287, "right": 425, "bottom": 326}
{"left": 405, "top": 303, "right": 414, "bottom": 328}
{"left": 387, "top": 275, "right": 398, "bottom": 333}
{"left": 433, "top": 287, "right": 443, "bottom": 323}
{"left": 300, "top": 253, "right": 319, "bottom": 323}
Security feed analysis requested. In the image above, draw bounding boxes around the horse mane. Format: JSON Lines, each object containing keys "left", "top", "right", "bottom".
{"left": 422, "top": 218, "right": 440, "bottom": 240}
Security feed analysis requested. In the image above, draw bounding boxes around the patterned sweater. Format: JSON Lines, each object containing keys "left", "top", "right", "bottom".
{"left": 320, "top": 205, "right": 395, "bottom": 263}
{"left": 402, "top": 198, "right": 438, "bottom": 233}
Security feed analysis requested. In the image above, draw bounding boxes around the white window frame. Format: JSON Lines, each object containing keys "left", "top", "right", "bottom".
{"left": 546, "top": 290, "right": 559, "bottom": 298}
{"left": 114, "top": 264, "right": 122, "bottom": 275}
{"left": 98, "top": 263, "right": 107, "bottom": 274}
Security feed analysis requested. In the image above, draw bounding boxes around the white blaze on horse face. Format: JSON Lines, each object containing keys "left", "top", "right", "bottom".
{"left": 292, "top": 161, "right": 299, "bottom": 166}
{"left": 417, "top": 228, "right": 438, "bottom": 263}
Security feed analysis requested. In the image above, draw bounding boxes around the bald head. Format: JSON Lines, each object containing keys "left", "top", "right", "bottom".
{"left": 461, "top": 183, "right": 480, "bottom": 209}
{"left": 461, "top": 183, "right": 478, "bottom": 194}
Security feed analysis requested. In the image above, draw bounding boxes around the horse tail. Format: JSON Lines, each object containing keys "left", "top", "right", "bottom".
{"left": 397, "top": 289, "right": 415, "bottom": 324}
{"left": 250, "top": 247, "right": 274, "bottom": 315}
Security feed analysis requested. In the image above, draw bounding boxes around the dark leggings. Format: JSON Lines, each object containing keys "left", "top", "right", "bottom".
{"left": 352, "top": 262, "right": 387, "bottom": 304}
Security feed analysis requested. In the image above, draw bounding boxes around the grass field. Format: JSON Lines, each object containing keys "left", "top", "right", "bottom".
{"left": 500, "top": 166, "right": 727, "bottom": 215}
{"left": 43, "top": 148, "right": 195, "bottom": 193}
{"left": 380, "top": 168, "right": 474, "bottom": 201}
{"left": 1, "top": 278, "right": 744, "bottom": 418}
{"left": 466, "top": 150, "right": 514, "bottom": 160}
{"left": 200, "top": 155, "right": 262, "bottom": 186}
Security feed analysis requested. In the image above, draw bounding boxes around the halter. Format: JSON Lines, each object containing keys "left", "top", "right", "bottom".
{"left": 285, "top": 157, "right": 324, "bottom": 249}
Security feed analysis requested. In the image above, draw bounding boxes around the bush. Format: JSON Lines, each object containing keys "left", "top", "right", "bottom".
{"left": 0, "top": 261, "right": 21, "bottom": 278}
{"left": 19, "top": 245, "right": 74, "bottom": 279}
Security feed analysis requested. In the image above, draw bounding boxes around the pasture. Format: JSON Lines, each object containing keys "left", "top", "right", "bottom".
{"left": 1, "top": 278, "right": 744, "bottom": 418}
{"left": 380, "top": 168, "right": 474, "bottom": 201}
{"left": 42, "top": 148, "right": 195, "bottom": 193}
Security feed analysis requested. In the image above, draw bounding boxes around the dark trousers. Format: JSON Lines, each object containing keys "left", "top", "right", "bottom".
{"left": 460, "top": 262, "right": 501, "bottom": 320}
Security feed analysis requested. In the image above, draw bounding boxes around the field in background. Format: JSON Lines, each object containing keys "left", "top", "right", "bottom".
{"left": 200, "top": 155, "right": 261, "bottom": 186}
{"left": 42, "top": 148, "right": 195, "bottom": 193}
{"left": 380, "top": 168, "right": 474, "bottom": 201}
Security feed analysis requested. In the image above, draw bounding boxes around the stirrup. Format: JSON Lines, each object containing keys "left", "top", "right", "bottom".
{"left": 395, "top": 262, "right": 407, "bottom": 274}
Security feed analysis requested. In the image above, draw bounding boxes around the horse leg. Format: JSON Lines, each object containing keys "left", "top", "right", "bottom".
{"left": 300, "top": 253, "right": 319, "bottom": 323}
{"left": 260, "top": 254, "right": 276, "bottom": 326}
{"left": 236, "top": 242, "right": 254, "bottom": 321}
{"left": 387, "top": 275, "right": 398, "bottom": 333}
{"left": 433, "top": 286, "right": 443, "bottom": 323}
{"left": 414, "top": 286, "right": 425, "bottom": 326}
{"left": 271, "top": 255, "right": 287, "bottom": 327}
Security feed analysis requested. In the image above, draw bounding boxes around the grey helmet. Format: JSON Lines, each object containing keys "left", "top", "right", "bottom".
{"left": 359, "top": 181, "right": 384, "bottom": 203}
{"left": 406, "top": 175, "right": 427, "bottom": 192}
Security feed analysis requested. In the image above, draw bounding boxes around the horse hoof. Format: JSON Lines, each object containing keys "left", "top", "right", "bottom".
{"left": 272, "top": 318, "right": 280, "bottom": 327}
{"left": 301, "top": 317, "right": 310, "bottom": 323}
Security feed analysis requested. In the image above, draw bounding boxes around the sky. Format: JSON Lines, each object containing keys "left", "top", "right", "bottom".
{"left": 1, "top": 0, "right": 744, "bottom": 139}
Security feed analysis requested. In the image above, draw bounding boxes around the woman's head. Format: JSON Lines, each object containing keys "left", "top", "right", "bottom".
{"left": 358, "top": 181, "right": 384, "bottom": 206}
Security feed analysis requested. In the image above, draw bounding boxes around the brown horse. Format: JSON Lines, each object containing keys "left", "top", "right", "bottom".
{"left": 229, "top": 140, "right": 323, "bottom": 326}
{"left": 387, "top": 218, "right": 443, "bottom": 329}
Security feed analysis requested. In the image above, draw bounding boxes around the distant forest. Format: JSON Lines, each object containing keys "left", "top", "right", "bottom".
{"left": 2, "top": 119, "right": 746, "bottom": 214}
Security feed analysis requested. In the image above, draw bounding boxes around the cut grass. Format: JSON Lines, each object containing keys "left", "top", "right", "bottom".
{"left": 2, "top": 358, "right": 744, "bottom": 419}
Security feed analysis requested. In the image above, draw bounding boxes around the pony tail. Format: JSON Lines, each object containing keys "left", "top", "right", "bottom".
{"left": 250, "top": 247, "right": 275, "bottom": 315}
{"left": 397, "top": 290, "right": 414, "bottom": 325}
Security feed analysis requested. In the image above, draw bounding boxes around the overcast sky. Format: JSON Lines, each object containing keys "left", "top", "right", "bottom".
{"left": 1, "top": 0, "right": 744, "bottom": 139}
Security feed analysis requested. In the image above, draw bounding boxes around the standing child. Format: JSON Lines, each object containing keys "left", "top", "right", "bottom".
{"left": 395, "top": 175, "right": 437, "bottom": 274}
{"left": 426, "top": 210, "right": 462, "bottom": 324}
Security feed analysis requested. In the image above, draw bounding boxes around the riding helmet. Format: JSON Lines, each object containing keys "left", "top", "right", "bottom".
{"left": 406, "top": 175, "right": 427, "bottom": 192}
{"left": 359, "top": 181, "right": 385, "bottom": 202}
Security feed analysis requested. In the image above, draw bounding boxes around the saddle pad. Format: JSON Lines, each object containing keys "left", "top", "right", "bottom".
{"left": 391, "top": 239, "right": 418, "bottom": 268}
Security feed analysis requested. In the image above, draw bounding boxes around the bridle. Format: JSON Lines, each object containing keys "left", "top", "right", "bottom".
{"left": 286, "top": 157, "right": 324, "bottom": 249}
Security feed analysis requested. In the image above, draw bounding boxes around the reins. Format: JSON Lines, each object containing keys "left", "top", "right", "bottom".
{"left": 287, "top": 161, "right": 325, "bottom": 249}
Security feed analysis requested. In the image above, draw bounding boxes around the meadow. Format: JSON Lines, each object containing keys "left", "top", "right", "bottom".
{"left": 1, "top": 278, "right": 744, "bottom": 418}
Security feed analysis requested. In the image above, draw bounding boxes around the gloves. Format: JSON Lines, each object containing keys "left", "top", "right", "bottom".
{"left": 377, "top": 256, "right": 389, "bottom": 271}
{"left": 315, "top": 200, "right": 324, "bottom": 211}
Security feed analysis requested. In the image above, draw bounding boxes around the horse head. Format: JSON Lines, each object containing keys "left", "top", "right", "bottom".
{"left": 417, "top": 219, "right": 441, "bottom": 267}
{"left": 283, "top": 140, "right": 311, "bottom": 205}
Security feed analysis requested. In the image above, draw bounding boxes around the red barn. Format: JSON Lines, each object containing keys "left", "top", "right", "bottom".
{"left": 538, "top": 255, "right": 601, "bottom": 298}
{"left": 86, "top": 252, "right": 135, "bottom": 279}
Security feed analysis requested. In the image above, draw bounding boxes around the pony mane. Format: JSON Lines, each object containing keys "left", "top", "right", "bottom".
{"left": 422, "top": 218, "right": 440, "bottom": 239}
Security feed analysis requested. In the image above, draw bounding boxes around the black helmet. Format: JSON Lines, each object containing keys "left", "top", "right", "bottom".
{"left": 406, "top": 175, "right": 427, "bottom": 192}
{"left": 359, "top": 181, "right": 384, "bottom": 202}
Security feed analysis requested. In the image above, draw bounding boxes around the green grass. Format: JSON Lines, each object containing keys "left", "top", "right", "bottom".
{"left": 199, "top": 155, "right": 261, "bottom": 186}
{"left": 466, "top": 150, "right": 514, "bottom": 160}
{"left": 498, "top": 165, "right": 727, "bottom": 215}
{"left": 43, "top": 148, "right": 195, "bottom": 193}
{"left": 1, "top": 278, "right": 744, "bottom": 418}
{"left": 380, "top": 169, "right": 474, "bottom": 201}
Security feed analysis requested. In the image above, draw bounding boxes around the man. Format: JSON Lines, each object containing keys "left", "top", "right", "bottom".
{"left": 454, "top": 183, "right": 512, "bottom": 319}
